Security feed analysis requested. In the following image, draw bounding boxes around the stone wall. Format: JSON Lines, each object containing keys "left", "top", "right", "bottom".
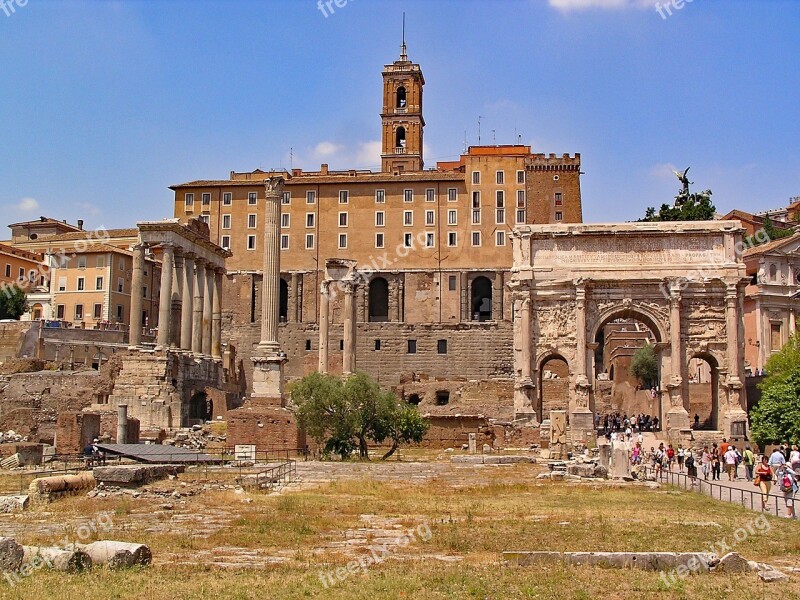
{"left": 226, "top": 404, "right": 305, "bottom": 452}
{"left": 541, "top": 379, "right": 569, "bottom": 416}
{"left": 0, "top": 321, "right": 34, "bottom": 363}
{"left": 54, "top": 412, "right": 100, "bottom": 455}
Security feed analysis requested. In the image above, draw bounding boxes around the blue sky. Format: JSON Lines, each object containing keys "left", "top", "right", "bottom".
{"left": 1, "top": 0, "right": 798, "bottom": 235}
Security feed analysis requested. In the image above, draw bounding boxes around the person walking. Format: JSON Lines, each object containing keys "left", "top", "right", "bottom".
{"left": 769, "top": 446, "right": 787, "bottom": 478}
{"left": 743, "top": 445, "right": 755, "bottom": 482}
{"left": 685, "top": 450, "right": 697, "bottom": 481}
{"left": 667, "top": 444, "right": 676, "bottom": 471}
{"left": 711, "top": 443, "right": 721, "bottom": 481}
{"left": 790, "top": 445, "right": 800, "bottom": 472}
{"left": 724, "top": 445, "right": 737, "bottom": 481}
{"left": 677, "top": 445, "right": 685, "bottom": 472}
{"left": 754, "top": 455, "right": 773, "bottom": 512}
{"left": 701, "top": 445, "right": 712, "bottom": 480}
{"left": 775, "top": 463, "right": 798, "bottom": 518}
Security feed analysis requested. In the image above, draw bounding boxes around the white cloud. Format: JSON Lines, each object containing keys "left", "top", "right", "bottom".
{"left": 75, "top": 201, "right": 101, "bottom": 216}
{"left": 649, "top": 162, "right": 679, "bottom": 178}
{"left": 12, "top": 197, "right": 40, "bottom": 212}
{"left": 313, "top": 141, "right": 344, "bottom": 158}
{"left": 354, "top": 141, "right": 382, "bottom": 167}
{"left": 548, "top": 0, "right": 652, "bottom": 11}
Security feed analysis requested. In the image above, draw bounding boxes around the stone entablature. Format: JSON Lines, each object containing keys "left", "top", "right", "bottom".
{"left": 510, "top": 220, "right": 750, "bottom": 441}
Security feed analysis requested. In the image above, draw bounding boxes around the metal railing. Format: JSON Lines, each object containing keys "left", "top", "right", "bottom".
{"left": 644, "top": 466, "right": 796, "bottom": 518}
{"left": 239, "top": 460, "right": 297, "bottom": 492}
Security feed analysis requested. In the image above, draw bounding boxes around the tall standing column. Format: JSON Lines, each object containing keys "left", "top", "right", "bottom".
{"left": 171, "top": 250, "right": 184, "bottom": 348}
{"left": 211, "top": 268, "right": 223, "bottom": 359}
{"left": 318, "top": 280, "right": 331, "bottom": 373}
{"left": 723, "top": 282, "right": 747, "bottom": 437}
{"left": 343, "top": 279, "right": 357, "bottom": 376}
{"left": 202, "top": 266, "right": 214, "bottom": 356}
{"left": 181, "top": 253, "right": 195, "bottom": 351}
{"left": 666, "top": 282, "right": 690, "bottom": 433}
{"left": 156, "top": 243, "right": 175, "bottom": 349}
{"left": 572, "top": 283, "right": 593, "bottom": 438}
{"left": 128, "top": 243, "right": 145, "bottom": 348}
{"left": 725, "top": 284, "right": 741, "bottom": 383}
{"left": 513, "top": 292, "right": 536, "bottom": 423}
{"left": 192, "top": 258, "right": 206, "bottom": 355}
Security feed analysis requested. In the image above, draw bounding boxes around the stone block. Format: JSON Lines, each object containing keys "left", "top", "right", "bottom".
{"left": 92, "top": 464, "right": 185, "bottom": 487}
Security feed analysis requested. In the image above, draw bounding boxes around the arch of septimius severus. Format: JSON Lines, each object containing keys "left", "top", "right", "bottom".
{"left": 510, "top": 221, "right": 750, "bottom": 443}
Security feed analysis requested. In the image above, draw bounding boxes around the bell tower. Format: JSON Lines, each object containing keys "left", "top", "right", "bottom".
{"left": 381, "top": 21, "right": 425, "bottom": 173}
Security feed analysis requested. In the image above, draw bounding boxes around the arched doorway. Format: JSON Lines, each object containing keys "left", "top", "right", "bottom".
{"left": 188, "top": 391, "right": 212, "bottom": 424}
{"left": 31, "top": 303, "right": 43, "bottom": 320}
{"left": 538, "top": 354, "right": 570, "bottom": 419}
{"left": 471, "top": 276, "right": 493, "bottom": 322}
{"left": 368, "top": 277, "right": 389, "bottom": 322}
{"left": 688, "top": 353, "right": 719, "bottom": 430}
{"left": 279, "top": 278, "right": 289, "bottom": 322}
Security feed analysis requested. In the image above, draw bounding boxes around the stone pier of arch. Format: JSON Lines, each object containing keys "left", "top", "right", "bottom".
{"left": 510, "top": 221, "right": 750, "bottom": 443}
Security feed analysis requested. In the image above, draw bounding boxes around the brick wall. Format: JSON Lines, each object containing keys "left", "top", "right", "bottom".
{"left": 54, "top": 412, "right": 100, "bottom": 455}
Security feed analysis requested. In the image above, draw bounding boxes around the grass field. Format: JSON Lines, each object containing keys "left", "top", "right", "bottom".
{"left": 1, "top": 459, "right": 798, "bottom": 599}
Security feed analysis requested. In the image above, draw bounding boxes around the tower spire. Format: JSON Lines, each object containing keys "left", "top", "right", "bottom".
{"left": 400, "top": 12, "right": 407, "bottom": 61}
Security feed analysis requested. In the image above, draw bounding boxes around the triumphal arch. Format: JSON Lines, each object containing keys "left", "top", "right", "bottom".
{"left": 510, "top": 221, "right": 750, "bottom": 442}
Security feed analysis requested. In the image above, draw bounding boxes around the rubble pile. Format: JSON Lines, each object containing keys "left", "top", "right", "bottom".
{"left": 0, "top": 430, "right": 27, "bottom": 444}
{"left": 163, "top": 424, "right": 226, "bottom": 450}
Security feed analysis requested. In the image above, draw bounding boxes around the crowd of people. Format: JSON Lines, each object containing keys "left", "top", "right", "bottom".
{"left": 596, "top": 412, "right": 660, "bottom": 435}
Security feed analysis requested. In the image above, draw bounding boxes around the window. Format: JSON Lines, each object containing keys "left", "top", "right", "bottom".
{"left": 517, "top": 190, "right": 526, "bottom": 208}
{"left": 404, "top": 233, "right": 413, "bottom": 248}
{"left": 57, "top": 277, "right": 66, "bottom": 292}
{"left": 555, "top": 192, "right": 563, "bottom": 206}
{"left": 339, "top": 340, "right": 345, "bottom": 351}
{"left": 425, "top": 210, "right": 435, "bottom": 225}
{"left": 247, "top": 235, "right": 256, "bottom": 250}
{"left": 339, "top": 212, "right": 348, "bottom": 227}
{"left": 448, "top": 232, "right": 457, "bottom": 247}
{"left": 75, "top": 305, "right": 84, "bottom": 320}
{"left": 375, "top": 233, "right": 385, "bottom": 248}
{"left": 184, "top": 193, "right": 194, "bottom": 208}
{"left": 472, "top": 171, "right": 480, "bottom": 185}
{"left": 116, "top": 305, "right": 123, "bottom": 322}
{"left": 78, "top": 256, "right": 87, "bottom": 269}
{"left": 426, "top": 188, "right": 435, "bottom": 202}
{"left": 472, "top": 209, "right": 481, "bottom": 225}
{"left": 555, "top": 211, "right": 563, "bottom": 221}
{"left": 472, "top": 191, "right": 481, "bottom": 208}
{"left": 472, "top": 232, "right": 481, "bottom": 247}
{"left": 281, "top": 192, "right": 291, "bottom": 205}
{"left": 516, "top": 209, "right": 526, "bottom": 224}
{"left": 448, "top": 188, "right": 457, "bottom": 202}
{"left": 447, "top": 209, "right": 457, "bottom": 225}
{"left": 305, "top": 339, "right": 312, "bottom": 351}
{"left": 117, "top": 277, "right": 124, "bottom": 292}
{"left": 375, "top": 211, "right": 385, "bottom": 227}
{"left": 496, "top": 231, "right": 506, "bottom": 246}
{"left": 403, "top": 189, "right": 413, "bottom": 203}
{"left": 56, "top": 305, "right": 65, "bottom": 319}
{"left": 143, "top": 285, "right": 148, "bottom": 299}
{"left": 338, "top": 233, "right": 347, "bottom": 249}
{"left": 223, "top": 192, "right": 232, "bottom": 206}
{"left": 202, "top": 193, "right": 211, "bottom": 206}
{"left": 281, "top": 235, "right": 289, "bottom": 250}
{"left": 248, "top": 214, "right": 257, "bottom": 229}
{"left": 281, "top": 214, "right": 290, "bottom": 228}
{"left": 496, "top": 171, "right": 505, "bottom": 184}
{"left": 425, "top": 233, "right": 435, "bottom": 248}
{"left": 4, "top": 264, "right": 9, "bottom": 277}
{"left": 305, "top": 234, "right": 315, "bottom": 249}
{"left": 18, "top": 267, "right": 24, "bottom": 279}
{"left": 496, "top": 209, "right": 505, "bottom": 224}
{"left": 199, "top": 215, "right": 209, "bottom": 224}
{"left": 222, "top": 215, "right": 231, "bottom": 229}
{"left": 96, "top": 255, "right": 105, "bottom": 268}
{"left": 93, "top": 304, "right": 102, "bottom": 319}
{"left": 221, "top": 236, "right": 231, "bottom": 250}
{"left": 339, "top": 190, "right": 349, "bottom": 204}
{"left": 374, "top": 339, "right": 381, "bottom": 351}
{"left": 118, "top": 257, "right": 125, "bottom": 271}
{"left": 306, "top": 213, "right": 315, "bottom": 228}
{"left": 306, "top": 190, "right": 316, "bottom": 204}
{"left": 449, "top": 275, "right": 457, "bottom": 291}
{"left": 95, "top": 276, "right": 103, "bottom": 290}
{"left": 375, "top": 189, "right": 385, "bottom": 203}
{"left": 407, "top": 340, "right": 417, "bottom": 354}
{"left": 403, "top": 210, "right": 413, "bottom": 226}
{"left": 517, "top": 170, "right": 525, "bottom": 184}
{"left": 28, "top": 270, "right": 36, "bottom": 283}
{"left": 248, "top": 192, "right": 257, "bottom": 205}
{"left": 437, "top": 339, "right": 448, "bottom": 354}
{"left": 77, "top": 277, "right": 85, "bottom": 291}
{"left": 496, "top": 190, "right": 505, "bottom": 208}
{"left": 771, "top": 323, "right": 782, "bottom": 351}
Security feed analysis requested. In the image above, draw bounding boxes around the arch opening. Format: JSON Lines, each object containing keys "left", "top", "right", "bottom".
{"left": 538, "top": 354, "right": 569, "bottom": 419}
{"left": 368, "top": 277, "right": 389, "bottom": 322}
{"left": 396, "top": 86, "right": 407, "bottom": 108}
{"left": 471, "top": 276, "right": 493, "bottom": 322}
{"left": 188, "top": 391, "right": 212, "bottom": 424}
{"left": 279, "top": 278, "right": 289, "bottom": 322}
{"left": 395, "top": 127, "right": 406, "bottom": 149}
{"left": 688, "top": 353, "right": 719, "bottom": 430}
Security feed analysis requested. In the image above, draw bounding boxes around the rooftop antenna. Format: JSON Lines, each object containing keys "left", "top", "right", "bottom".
{"left": 478, "top": 116, "right": 484, "bottom": 145}
{"left": 464, "top": 130, "right": 468, "bottom": 154}
{"left": 290, "top": 147, "right": 293, "bottom": 171}
{"left": 400, "top": 13, "right": 407, "bottom": 60}
{"left": 492, "top": 130, "right": 496, "bottom": 144}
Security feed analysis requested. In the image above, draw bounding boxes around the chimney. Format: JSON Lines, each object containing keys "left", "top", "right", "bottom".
{"left": 77, "top": 219, "right": 84, "bottom": 230}
{"left": 320, "top": 163, "right": 329, "bottom": 175}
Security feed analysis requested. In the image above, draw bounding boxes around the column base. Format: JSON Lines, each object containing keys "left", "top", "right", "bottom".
{"left": 251, "top": 353, "right": 288, "bottom": 407}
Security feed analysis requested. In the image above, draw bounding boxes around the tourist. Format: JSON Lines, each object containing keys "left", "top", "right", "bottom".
{"left": 693, "top": 414, "right": 700, "bottom": 429}
{"left": 723, "top": 445, "right": 737, "bottom": 481}
{"left": 719, "top": 438, "right": 730, "bottom": 457}
{"left": 677, "top": 445, "right": 685, "bottom": 472}
{"left": 790, "top": 445, "right": 800, "bottom": 472}
{"left": 685, "top": 449, "right": 697, "bottom": 481}
{"left": 625, "top": 425, "right": 632, "bottom": 441}
{"left": 637, "top": 431, "right": 643, "bottom": 445}
{"left": 769, "top": 446, "right": 787, "bottom": 477}
{"left": 595, "top": 412, "right": 601, "bottom": 430}
{"left": 775, "top": 464, "right": 798, "bottom": 518}
{"left": 754, "top": 455, "right": 773, "bottom": 511}
{"left": 743, "top": 445, "right": 755, "bottom": 481}
{"left": 711, "top": 443, "right": 721, "bottom": 481}
{"left": 667, "top": 444, "right": 675, "bottom": 471}
{"left": 701, "top": 445, "right": 712, "bottom": 480}
{"left": 652, "top": 416, "right": 659, "bottom": 432}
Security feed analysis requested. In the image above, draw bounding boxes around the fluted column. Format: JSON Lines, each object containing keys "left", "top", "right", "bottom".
{"left": 156, "top": 243, "right": 175, "bottom": 349}
{"left": 572, "top": 282, "right": 593, "bottom": 436}
{"left": 211, "top": 268, "right": 223, "bottom": 359}
{"left": 258, "top": 178, "right": 283, "bottom": 353}
{"left": 171, "top": 250, "right": 183, "bottom": 348}
{"left": 319, "top": 280, "right": 331, "bottom": 373}
{"left": 666, "top": 282, "right": 690, "bottom": 432}
{"left": 202, "top": 265, "right": 213, "bottom": 356}
{"left": 725, "top": 284, "right": 741, "bottom": 382}
{"left": 181, "top": 253, "right": 195, "bottom": 351}
{"left": 192, "top": 258, "right": 206, "bottom": 355}
{"left": 128, "top": 243, "right": 145, "bottom": 347}
{"left": 343, "top": 279, "right": 357, "bottom": 375}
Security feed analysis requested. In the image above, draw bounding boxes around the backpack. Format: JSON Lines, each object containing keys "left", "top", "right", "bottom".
{"left": 685, "top": 455, "right": 695, "bottom": 468}
{"left": 781, "top": 473, "right": 794, "bottom": 493}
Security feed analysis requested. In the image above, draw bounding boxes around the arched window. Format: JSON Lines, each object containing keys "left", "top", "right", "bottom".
{"left": 396, "top": 86, "right": 407, "bottom": 108}
{"left": 396, "top": 127, "right": 406, "bottom": 149}
{"left": 279, "top": 278, "right": 289, "bottom": 322}
{"left": 769, "top": 263, "right": 777, "bottom": 281}
{"left": 368, "top": 277, "right": 389, "bottom": 322}
{"left": 188, "top": 392, "right": 212, "bottom": 423}
{"left": 471, "top": 276, "right": 493, "bottom": 321}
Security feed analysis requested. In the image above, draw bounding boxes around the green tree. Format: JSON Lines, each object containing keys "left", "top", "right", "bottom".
{"left": 640, "top": 167, "right": 716, "bottom": 222}
{"left": 630, "top": 343, "right": 658, "bottom": 388}
{"left": 0, "top": 284, "right": 27, "bottom": 320}
{"left": 750, "top": 335, "right": 800, "bottom": 447}
{"left": 292, "top": 372, "right": 428, "bottom": 460}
